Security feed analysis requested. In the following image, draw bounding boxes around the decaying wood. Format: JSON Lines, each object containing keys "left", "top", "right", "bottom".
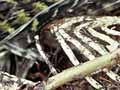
{"left": 35, "top": 35, "right": 57, "bottom": 75}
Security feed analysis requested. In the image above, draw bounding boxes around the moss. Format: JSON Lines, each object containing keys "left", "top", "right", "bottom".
{"left": 32, "top": 1, "right": 48, "bottom": 13}
{"left": 0, "top": 21, "right": 14, "bottom": 33}
{"left": 47, "top": 0, "right": 59, "bottom": 2}
{"left": 12, "top": 10, "right": 30, "bottom": 25}
{"left": 21, "top": 0, "right": 31, "bottom": 4}
{"left": 32, "top": 19, "right": 39, "bottom": 32}
{"left": 3, "top": 0, "right": 17, "bottom": 4}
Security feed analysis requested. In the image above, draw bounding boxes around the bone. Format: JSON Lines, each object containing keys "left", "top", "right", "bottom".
{"left": 51, "top": 28, "right": 104, "bottom": 89}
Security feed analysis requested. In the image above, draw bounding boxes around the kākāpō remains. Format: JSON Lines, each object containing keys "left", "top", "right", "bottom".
{"left": 0, "top": 0, "right": 120, "bottom": 90}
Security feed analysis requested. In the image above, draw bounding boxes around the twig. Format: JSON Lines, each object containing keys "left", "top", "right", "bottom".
{"left": 34, "top": 35, "right": 57, "bottom": 75}
{"left": 4, "top": 42, "right": 42, "bottom": 61}
{"left": 45, "top": 48, "right": 120, "bottom": 90}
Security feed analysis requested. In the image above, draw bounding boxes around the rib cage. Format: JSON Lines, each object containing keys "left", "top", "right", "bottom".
{"left": 44, "top": 16, "right": 120, "bottom": 89}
